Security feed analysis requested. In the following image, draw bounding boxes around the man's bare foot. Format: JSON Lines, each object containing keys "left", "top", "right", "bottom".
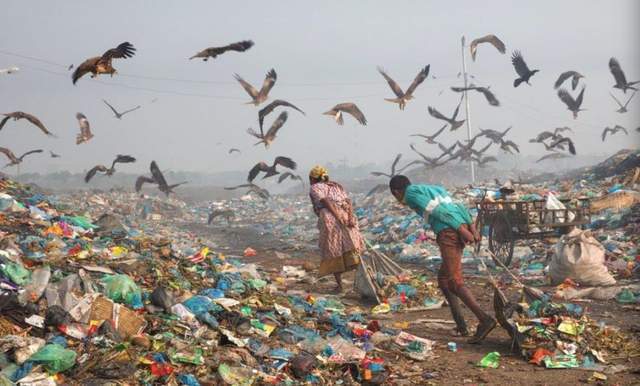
{"left": 468, "top": 317, "right": 497, "bottom": 344}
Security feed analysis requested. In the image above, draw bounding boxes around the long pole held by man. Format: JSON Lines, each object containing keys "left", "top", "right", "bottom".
{"left": 460, "top": 36, "right": 476, "bottom": 183}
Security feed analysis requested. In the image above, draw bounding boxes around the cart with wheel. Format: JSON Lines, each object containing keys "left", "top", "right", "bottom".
{"left": 474, "top": 197, "right": 591, "bottom": 267}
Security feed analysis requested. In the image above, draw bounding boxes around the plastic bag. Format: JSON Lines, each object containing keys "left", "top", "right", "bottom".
{"left": 29, "top": 344, "right": 77, "bottom": 373}
{"left": 477, "top": 351, "right": 500, "bottom": 368}
{"left": 549, "top": 229, "right": 616, "bottom": 286}
{"left": 544, "top": 193, "right": 575, "bottom": 224}
{"left": 0, "top": 262, "right": 31, "bottom": 285}
{"left": 101, "top": 274, "right": 143, "bottom": 309}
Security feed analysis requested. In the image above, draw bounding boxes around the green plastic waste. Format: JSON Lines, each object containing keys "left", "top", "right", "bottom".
{"left": 543, "top": 354, "right": 579, "bottom": 369}
{"left": 477, "top": 352, "right": 500, "bottom": 368}
{"left": 170, "top": 348, "right": 203, "bottom": 365}
{"left": 218, "top": 363, "right": 254, "bottom": 386}
{"left": 247, "top": 278, "right": 267, "bottom": 290}
{"left": 101, "top": 274, "right": 143, "bottom": 308}
{"left": 0, "top": 262, "right": 31, "bottom": 285}
{"left": 59, "top": 215, "right": 97, "bottom": 230}
{"left": 615, "top": 288, "right": 637, "bottom": 304}
{"left": 29, "top": 344, "right": 77, "bottom": 373}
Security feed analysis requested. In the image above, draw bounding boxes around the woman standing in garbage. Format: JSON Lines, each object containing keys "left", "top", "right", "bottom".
{"left": 389, "top": 175, "right": 496, "bottom": 344}
{"left": 308, "top": 165, "right": 364, "bottom": 293}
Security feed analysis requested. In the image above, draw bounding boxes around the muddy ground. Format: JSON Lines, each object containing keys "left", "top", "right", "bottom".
{"left": 184, "top": 221, "right": 640, "bottom": 385}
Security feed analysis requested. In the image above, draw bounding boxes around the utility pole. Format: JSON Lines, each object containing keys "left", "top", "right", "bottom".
{"left": 461, "top": 36, "right": 476, "bottom": 183}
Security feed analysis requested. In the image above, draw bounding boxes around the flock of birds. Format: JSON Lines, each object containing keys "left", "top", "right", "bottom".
{"left": 1, "top": 35, "right": 639, "bottom": 199}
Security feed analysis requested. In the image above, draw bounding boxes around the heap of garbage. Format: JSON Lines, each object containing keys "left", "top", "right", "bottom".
{"left": 1, "top": 178, "right": 449, "bottom": 385}
{"left": 1, "top": 148, "right": 638, "bottom": 384}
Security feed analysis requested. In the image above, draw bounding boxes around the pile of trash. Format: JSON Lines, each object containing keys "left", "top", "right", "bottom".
{"left": 500, "top": 289, "right": 640, "bottom": 371}
{"left": 1, "top": 178, "right": 445, "bottom": 384}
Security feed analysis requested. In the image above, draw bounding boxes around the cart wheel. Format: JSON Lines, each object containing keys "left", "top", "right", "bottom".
{"left": 488, "top": 212, "right": 514, "bottom": 267}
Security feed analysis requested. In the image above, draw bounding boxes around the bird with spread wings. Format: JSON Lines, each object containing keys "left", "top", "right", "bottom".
{"left": 450, "top": 85, "right": 500, "bottom": 106}
{"left": 258, "top": 100, "right": 305, "bottom": 132}
{"left": 0, "top": 147, "right": 43, "bottom": 168}
{"left": 135, "top": 161, "right": 187, "bottom": 196}
{"left": 247, "top": 111, "right": 288, "bottom": 148}
{"left": 511, "top": 50, "right": 539, "bottom": 87}
{"left": 609, "top": 57, "right": 639, "bottom": 93}
{"left": 102, "top": 99, "right": 141, "bottom": 119}
{"left": 190, "top": 40, "right": 254, "bottom": 61}
{"left": 247, "top": 156, "right": 297, "bottom": 183}
{"left": 428, "top": 97, "right": 465, "bottom": 131}
{"left": 234, "top": 69, "right": 277, "bottom": 105}
{"left": 323, "top": 103, "right": 367, "bottom": 126}
{"left": 76, "top": 113, "right": 93, "bottom": 145}
{"left": 85, "top": 155, "right": 136, "bottom": 183}
{"left": 0, "top": 112, "right": 54, "bottom": 136}
{"left": 377, "top": 65, "right": 430, "bottom": 110}
{"left": 602, "top": 125, "right": 629, "bottom": 142}
{"left": 609, "top": 91, "right": 636, "bottom": 113}
{"left": 557, "top": 87, "right": 586, "bottom": 119}
{"left": 554, "top": 71, "right": 584, "bottom": 90}
{"left": 469, "top": 34, "right": 506, "bottom": 61}
{"left": 72, "top": 42, "right": 136, "bottom": 84}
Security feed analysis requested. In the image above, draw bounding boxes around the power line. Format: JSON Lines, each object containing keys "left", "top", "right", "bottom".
{"left": 0, "top": 49, "right": 460, "bottom": 87}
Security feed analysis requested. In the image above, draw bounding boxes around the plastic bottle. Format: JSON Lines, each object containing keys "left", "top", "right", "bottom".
{"left": 18, "top": 266, "right": 51, "bottom": 305}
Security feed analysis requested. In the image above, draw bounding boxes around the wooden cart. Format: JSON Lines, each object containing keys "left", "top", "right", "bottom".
{"left": 474, "top": 197, "right": 591, "bottom": 267}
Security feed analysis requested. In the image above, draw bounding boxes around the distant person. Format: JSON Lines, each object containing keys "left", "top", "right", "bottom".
{"left": 139, "top": 194, "right": 152, "bottom": 219}
{"left": 308, "top": 165, "right": 364, "bottom": 294}
{"left": 389, "top": 175, "right": 496, "bottom": 343}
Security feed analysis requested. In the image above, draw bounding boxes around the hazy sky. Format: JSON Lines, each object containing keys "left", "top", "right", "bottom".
{"left": 1, "top": 0, "right": 639, "bottom": 176}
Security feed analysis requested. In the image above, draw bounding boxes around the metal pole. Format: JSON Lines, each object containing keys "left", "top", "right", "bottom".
{"left": 461, "top": 36, "right": 475, "bottom": 183}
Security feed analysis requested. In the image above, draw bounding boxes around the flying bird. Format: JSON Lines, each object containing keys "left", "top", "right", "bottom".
{"left": 135, "top": 161, "right": 186, "bottom": 196}
{"left": 247, "top": 111, "right": 288, "bottom": 148}
{"left": 49, "top": 151, "right": 60, "bottom": 158}
{"left": 450, "top": 85, "right": 500, "bottom": 106}
{"left": 549, "top": 136, "right": 576, "bottom": 155}
{"left": 410, "top": 124, "right": 447, "bottom": 144}
{"left": 498, "top": 139, "right": 520, "bottom": 154}
{"left": 224, "top": 183, "right": 270, "bottom": 200}
{"left": 85, "top": 155, "right": 136, "bottom": 183}
{"left": 323, "top": 103, "right": 367, "bottom": 125}
{"left": 377, "top": 65, "right": 430, "bottom": 110}
{"left": 469, "top": 34, "right": 506, "bottom": 61}
{"left": 277, "top": 172, "right": 304, "bottom": 190}
{"left": 0, "top": 112, "right": 53, "bottom": 136}
{"left": 554, "top": 71, "right": 584, "bottom": 90}
{"left": 75, "top": 113, "right": 94, "bottom": 145}
{"left": 529, "top": 127, "right": 572, "bottom": 143}
{"left": 428, "top": 98, "right": 465, "bottom": 131}
{"left": 72, "top": 42, "right": 136, "bottom": 84}
{"left": 609, "top": 91, "right": 636, "bottom": 113}
{"left": 404, "top": 144, "right": 448, "bottom": 169}
{"left": 0, "top": 148, "right": 43, "bottom": 167}
{"left": 247, "top": 156, "right": 297, "bottom": 182}
{"left": 370, "top": 153, "right": 404, "bottom": 178}
{"left": 228, "top": 148, "right": 241, "bottom": 154}
{"left": 190, "top": 40, "right": 254, "bottom": 61}
{"left": 536, "top": 153, "right": 570, "bottom": 163}
{"left": 475, "top": 127, "right": 512, "bottom": 144}
{"left": 473, "top": 155, "right": 498, "bottom": 168}
{"left": 557, "top": 87, "right": 586, "bottom": 119}
{"left": 102, "top": 99, "right": 141, "bottom": 119}
{"left": 609, "top": 57, "right": 639, "bottom": 93}
{"left": 234, "top": 69, "right": 277, "bottom": 105}
{"left": 258, "top": 100, "right": 304, "bottom": 131}
{"left": 511, "top": 50, "right": 539, "bottom": 87}
{"left": 602, "top": 125, "right": 629, "bottom": 142}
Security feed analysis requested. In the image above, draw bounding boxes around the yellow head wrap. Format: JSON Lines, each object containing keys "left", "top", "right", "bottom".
{"left": 309, "top": 165, "right": 328, "bottom": 180}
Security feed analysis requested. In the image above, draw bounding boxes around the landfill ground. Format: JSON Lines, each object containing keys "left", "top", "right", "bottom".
{"left": 1, "top": 150, "right": 639, "bottom": 385}
{"left": 185, "top": 221, "right": 640, "bottom": 385}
